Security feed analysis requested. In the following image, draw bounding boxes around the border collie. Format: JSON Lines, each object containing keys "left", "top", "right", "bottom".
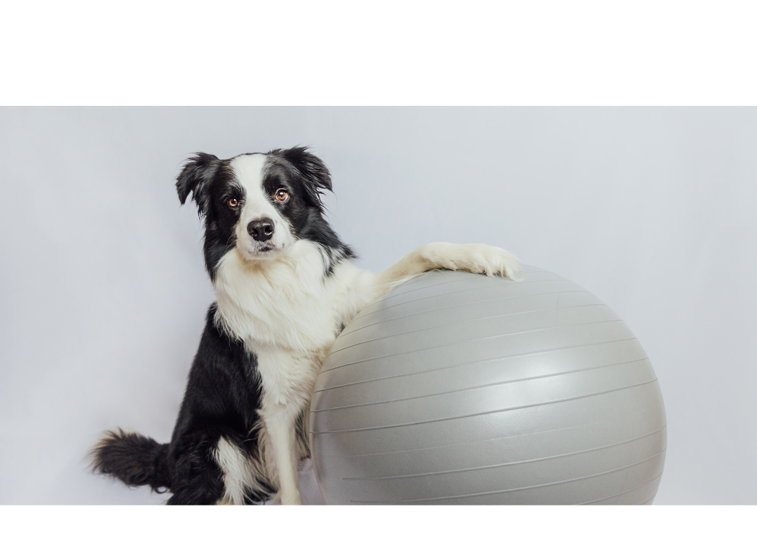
{"left": 92, "top": 147, "right": 521, "bottom": 504}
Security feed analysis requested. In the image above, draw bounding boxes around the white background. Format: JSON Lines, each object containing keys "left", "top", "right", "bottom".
{"left": 0, "top": 107, "right": 755, "bottom": 504}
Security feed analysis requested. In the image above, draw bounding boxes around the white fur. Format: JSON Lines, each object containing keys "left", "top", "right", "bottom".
{"left": 213, "top": 437, "right": 260, "bottom": 505}
{"left": 213, "top": 233, "right": 521, "bottom": 504}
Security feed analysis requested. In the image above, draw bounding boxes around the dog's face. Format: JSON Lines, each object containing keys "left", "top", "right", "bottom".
{"left": 177, "top": 147, "right": 342, "bottom": 278}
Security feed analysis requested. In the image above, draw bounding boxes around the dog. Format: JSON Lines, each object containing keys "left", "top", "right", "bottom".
{"left": 92, "top": 147, "right": 521, "bottom": 504}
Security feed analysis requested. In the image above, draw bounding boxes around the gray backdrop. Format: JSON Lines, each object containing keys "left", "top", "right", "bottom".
{"left": 0, "top": 107, "right": 754, "bottom": 504}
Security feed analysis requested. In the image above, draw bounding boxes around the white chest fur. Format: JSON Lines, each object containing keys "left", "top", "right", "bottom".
{"left": 213, "top": 240, "right": 376, "bottom": 405}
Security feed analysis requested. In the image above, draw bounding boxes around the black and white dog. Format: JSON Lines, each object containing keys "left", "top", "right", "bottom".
{"left": 92, "top": 147, "right": 521, "bottom": 504}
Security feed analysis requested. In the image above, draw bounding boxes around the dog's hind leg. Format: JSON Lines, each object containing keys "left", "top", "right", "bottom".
{"left": 164, "top": 431, "right": 227, "bottom": 505}
{"left": 213, "top": 437, "right": 262, "bottom": 505}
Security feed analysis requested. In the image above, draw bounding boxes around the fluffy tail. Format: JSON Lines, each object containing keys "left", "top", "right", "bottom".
{"left": 91, "top": 429, "right": 171, "bottom": 492}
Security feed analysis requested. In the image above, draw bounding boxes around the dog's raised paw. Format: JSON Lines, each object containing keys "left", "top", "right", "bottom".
{"left": 420, "top": 243, "right": 522, "bottom": 281}
{"left": 465, "top": 244, "right": 522, "bottom": 281}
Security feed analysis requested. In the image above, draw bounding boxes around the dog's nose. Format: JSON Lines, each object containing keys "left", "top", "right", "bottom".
{"left": 248, "top": 218, "right": 275, "bottom": 242}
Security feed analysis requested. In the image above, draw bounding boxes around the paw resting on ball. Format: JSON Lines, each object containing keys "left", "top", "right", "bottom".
{"left": 419, "top": 242, "right": 522, "bottom": 281}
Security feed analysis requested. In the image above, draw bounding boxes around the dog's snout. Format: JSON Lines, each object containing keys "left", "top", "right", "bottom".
{"left": 248, "top": 218, "right": 275, "bottom": 242}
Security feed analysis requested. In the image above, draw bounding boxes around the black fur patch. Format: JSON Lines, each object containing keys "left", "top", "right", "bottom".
{"left": 93, "top": 305, "right": 275, "bottom": 504}
{"left": 264, "top": 147, "right": 355, "bottom": 273}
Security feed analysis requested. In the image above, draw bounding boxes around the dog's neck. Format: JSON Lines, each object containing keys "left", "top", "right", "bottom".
{"left": 211, "top": 240, "right": 365, "bottom": 355}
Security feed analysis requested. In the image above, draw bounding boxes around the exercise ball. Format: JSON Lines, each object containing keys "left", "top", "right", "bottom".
{"left": 310, "top": 266, "right": 666, "bottom": 504}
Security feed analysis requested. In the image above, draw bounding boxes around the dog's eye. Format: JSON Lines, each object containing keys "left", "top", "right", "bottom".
{"left": 227, "top": 198, "right": 240, "bottom": 208}
{"left": 275, "top": 189, "right": 290, "bottom": 202}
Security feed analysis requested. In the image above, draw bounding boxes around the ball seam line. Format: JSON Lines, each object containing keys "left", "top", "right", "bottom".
{"left": 320, "top": 322, "right": 633, "bottom": 375}
{"left": 341, "top": 424, "right": 667, "bottom": 481}
{"left": 348, "top": 448, "right": 668, "bottom": 503}
{"left": 354, "top": 269, "right": 551, "bottom": 318}
{"left": 579, "top": 471, "right": 665, "bottom": 504}
{"left": 337, "top": 300, "right": 609, "bottom": 344}
{"left": 314, "top": 337, "right": 639, "bottom": 392}
{"left": 314, "top": 402, "right": 665, "bottom": 460}
{"left": 352, "top": 277, "right": 572, "bottom": 322}
{"left": 312, "top": 355, "right": 650, "bottom": 413}
{"left": 327, "top": 319, "right": 627, "bottom": 360}
{"left": 312, "top": 377, "right": 659, "bottom": 435}
{"left": 340, "top": 289, "right": 599, "bottom": 337}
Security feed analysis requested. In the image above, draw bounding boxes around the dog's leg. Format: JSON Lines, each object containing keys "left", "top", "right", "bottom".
{"left": 164, "top": 430, "right": 227, "bottom": 505}
{"left": 260, "top": 403, "right": 303, "bottom": 505}
{"left": 372, "top": 242, "right": 521, "bottom": 294}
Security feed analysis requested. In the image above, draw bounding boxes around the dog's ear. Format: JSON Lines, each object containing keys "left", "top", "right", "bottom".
{"left": 176, "top": 153, "right": 220, "bottom": 216}
{"left": 280, "top": 146, "right": 332, "bottom": 206}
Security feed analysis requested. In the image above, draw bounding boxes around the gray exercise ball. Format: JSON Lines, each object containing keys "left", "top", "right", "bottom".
{"left": 310, "top": 266, "right": 666, "bottom": 504}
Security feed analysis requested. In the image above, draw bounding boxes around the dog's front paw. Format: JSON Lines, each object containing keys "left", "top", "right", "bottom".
{"left": 420, "top": 243, "right": 522, "bottom": 280}
{"left": 461, "top": 244, "right": 522, "bottom": 280}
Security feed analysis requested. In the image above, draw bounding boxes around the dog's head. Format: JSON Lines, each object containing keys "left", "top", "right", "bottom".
{"left": 177, "top": 147, "right": 349, "bottom": 278}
